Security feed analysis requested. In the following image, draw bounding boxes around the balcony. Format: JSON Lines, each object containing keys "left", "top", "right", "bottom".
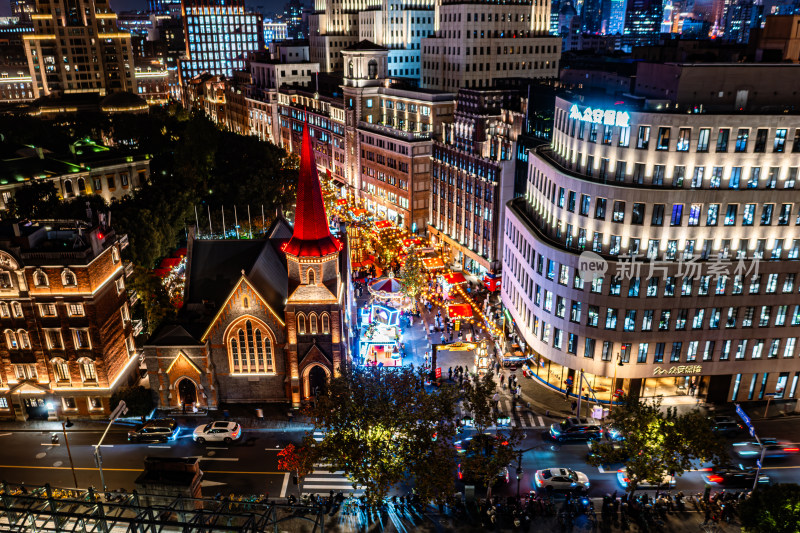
{"left": 359, "top": 121, "right": 431, "bottom": 142}
{"left": 128, "top": 290, "right": 140, "bottom": 307}
{"left": 132, "top": 319, "right": 144, "bottom": 337}
{"left": 124, "top": 261, "right": 134, "bottom": 278}
{"left": 118, "top": 234, "right": 129, "bottom": 250}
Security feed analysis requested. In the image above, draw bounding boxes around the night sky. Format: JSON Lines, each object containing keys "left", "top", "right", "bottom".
{"left": 0, "top": 0, "right": 291, "bottom": 18}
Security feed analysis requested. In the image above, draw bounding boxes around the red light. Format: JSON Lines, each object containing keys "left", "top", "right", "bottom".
{"left": 702, "top": 468, "right": 713, "bottom": 472}
{"left": 784, "top": 448, "right": 799, "bottom": 452}
{"left": 97, "top": 232, "right": 104, "bottom": 239}
{"left": 708, "top": 475, "right": 724, "bottom": 483}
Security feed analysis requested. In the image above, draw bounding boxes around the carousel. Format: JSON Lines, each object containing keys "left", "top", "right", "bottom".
{"left": 359, "top": 303, "right": 404, "bottom": 367}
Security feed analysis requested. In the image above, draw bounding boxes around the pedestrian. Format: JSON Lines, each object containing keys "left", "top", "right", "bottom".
{"left": 441, "top": 334, "right": 446, "bottom": 345}
{"left": 516, "top": 385, "right": 521, "bottom": 397}
{"left": 500, "top": 374, "right": 505, "bottom": 386}
{"left": 448, "top": 367, "right": 453, "bottom": 381}
{"left": 571, "top": 400, "right": 578, "bottom": 414}
{"left": 703, "top": 506, "right": 712, "bottom": 525}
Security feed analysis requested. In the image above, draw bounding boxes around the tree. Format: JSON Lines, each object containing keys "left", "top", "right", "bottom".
{"left": 110, "top": 385, "right": 154, "bottom": 417}
{"left": 277, "top": 443, "right": 315, "bottom": 486}
{"left": 399, "top": 246, "right": 425, "bottom": 306}
{"left": 129, "top": 267, "right": 177, "bottom": 335}
{"left": 6, "top": 181, "right": 61, "bottom": 220}
{"left": 585, "top": 395, "right": 726, "bottom": 493}
{"left": 458, "top": 371, "right": 522, "bottom": 496}
{"left": 302, "top": 364, "right": 461, "bottom": 505}
{"left": 739, "top": 484, "right": 800, "bottom": 533}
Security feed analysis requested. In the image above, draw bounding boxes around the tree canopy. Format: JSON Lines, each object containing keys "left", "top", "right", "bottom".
{"left": 739, "top": 484, "right": 800, "bottom": 533}
{"left": 585, "top": 395, "right": 726, "bottom": 492}
{"left": 300, "top": 364, "right": 462, "bottom": 504}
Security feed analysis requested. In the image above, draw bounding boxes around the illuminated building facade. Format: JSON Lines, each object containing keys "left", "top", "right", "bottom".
{"left": 178, "top": 0, "right": 263, "bottom": 84}
{"left": 622, "top": 0, "right": 663, "bottom": 49}
{"left": 9, "top": 0, "right": 35, "bottom": 23}
{"left": 420, "top": 0, "right": 561, "bottom": 91}
{"left": 428, "top": 88, "right": 524, "bottom": 276}
{"left": 503, "top": 94, "right": 800, "bottom": 405}
{"left": 23, "top": 0, "right": 137, "bottom": 98}
{"left": 264, "top": 21, "right": 289, "bottom": 45}
{"left": 0, "top": 220, "right": 137, "bottom": 421}
{"left": 144, "top": 124, "right": 352, "bottom": 409}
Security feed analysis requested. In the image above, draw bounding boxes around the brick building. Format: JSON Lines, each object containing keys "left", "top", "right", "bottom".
{"left": 0, "top": 219, "right": 137, "bottom": 421}
{"left": 143, "top": 124, "right": 353, "bottom": 410}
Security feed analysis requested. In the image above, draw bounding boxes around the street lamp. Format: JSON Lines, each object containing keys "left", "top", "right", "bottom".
{"left": 94, "top": 401, "right": 127, "bottom": 492}
{"left": 61, "top": 418, "right": 79, "bottom": 488}
{"left": 514, "top": 447, "right": 538, "bottom": 499}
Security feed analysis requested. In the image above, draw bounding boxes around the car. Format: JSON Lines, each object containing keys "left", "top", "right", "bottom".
{"left": 708, "top": 416, "right": 746, "bottom": 437}
{"left": 549, "top": 417, "right": 603, "bottom": 442}
{"left": 534, "top": 468, "right": 590, "bottom": 493}
{"left": 457, "top": 463, "right": 510, "bottom": 484}
{"left": 701, "top": 465, "right": 770, "bottom": 488}
{"left": 733, "top": 438, "right": 799, "bottom": 459}
{"left": 127, "top": 419, "right": 178, "bottom": 443}
{"left": 616, "top": 468, "right": 675, "bottom": 490}
{"left": 192, "top": 421, "right": 242, "bottom": 444}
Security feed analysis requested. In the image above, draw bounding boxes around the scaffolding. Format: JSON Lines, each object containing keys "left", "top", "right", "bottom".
{"left": 0, "top": 483, "right": 325, "bottom": 533}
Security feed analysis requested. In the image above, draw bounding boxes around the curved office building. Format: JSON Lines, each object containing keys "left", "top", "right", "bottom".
{"left": 502, "top": 95, "right": 800, "bottom": 404}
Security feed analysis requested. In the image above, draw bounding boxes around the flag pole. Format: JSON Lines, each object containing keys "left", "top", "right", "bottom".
{"left": 194, "top": 205, "right": 200, "bottom": 237}
{"left": 247, "top": 205, "right": 252, "bottom": 238}
{"left": 222, "top": 206, "right": 226, "bottom": 238}
{"left": 207, "top": 205, "right": 212, "bottom": 236}
{"left": 234, "top": 205, "right": 240, "bottom": 239}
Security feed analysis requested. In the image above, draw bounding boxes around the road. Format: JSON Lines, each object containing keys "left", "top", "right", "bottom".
{"left": 0, "top": 415, "right": 797, "bottom": 501}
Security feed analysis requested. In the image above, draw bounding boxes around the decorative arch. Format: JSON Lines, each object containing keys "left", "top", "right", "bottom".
{"left": 223, "top": 315, "right": 275, "bottom": 374}
{"left": 321, "top": 313, "right": 330, "bottom": 334}
{"left": 77, "top": 177, "right": 86, "bottom": 194}
{"left": 0, "top": 303, "right": 8, "bottom": 318}
{"left": 16, "top": 329, "right": 30, "bottom": 349}
{"left": 348, "top": 59, "right": 354, "bottom": 79}
{"left": 307, "top": 268, "right": 316, "bottom": 285}
{"left": 309, "top": 313, "right": 318, "bottom": 335}
{"left": 242, "top": 295, "right": 250, "bottom": 309}
{"left": 33, "top": 269, "right": 48, "bottom": 288}
{"left": 368, "top": 59, "right": 378, "bottom": 79}
{"left": 296, "top": 313, "right": 306, "bottom": 335}
{"left": 301, "top": 362, "right": 331, "bottom": 400}
{"left": 11, "top": 302, "right": 22, "bottom": 318}
{"left": 63, "top": 180, "right": 74, "bottom": 196}
{"left": 61, "top": 269, "right": 77, "bottom": 287}
{"left": 4, "top": 329, "right": 17, "bottom": 350}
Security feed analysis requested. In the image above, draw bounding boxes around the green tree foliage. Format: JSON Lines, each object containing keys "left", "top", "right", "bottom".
{"left": 399, "top": 246, "right": 425, "bottom": 305}
{"left": 6, "top": 181, "right": 61, "bottom": 220}
{"left": 129, "top": 267, "right": 177, "bottom": 335}
{"left": 459, "top": 371, "right": 522, "bottom": 495}
{"left": 739, "top": 484, "right": 800, "bottom": 533}
{"left": 302, "top": 364, "right": 461, "bottom": 504}
{"left": 110, "top": 385, "right": 154, "bottom": 417}
{"left": 585, "top": 395, "right": 726, "bottom": 492}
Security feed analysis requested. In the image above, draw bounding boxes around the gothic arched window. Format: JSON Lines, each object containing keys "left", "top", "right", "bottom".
{"left": 321, "top": 313, "right": 330, "bottom": 334}
{"left": 226, "top": 317, "right": 275, "bottom": 374}
{"left": 297, "top": 313, "right": 306, "bottom": 335}
{"left": 309, "top": 313, "right": 318, "bottom": 334}
{"left": 307, "top": 268, "right": 316, "bottom": 285}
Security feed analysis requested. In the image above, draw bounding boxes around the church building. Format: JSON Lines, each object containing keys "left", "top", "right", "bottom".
{"left": 143, "top": 125, "right": 352, "bottom": 409}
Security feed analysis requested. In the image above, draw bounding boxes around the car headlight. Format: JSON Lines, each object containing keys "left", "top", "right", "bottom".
{"left": 583, "top": 482, "right": 590, "bottom": 487}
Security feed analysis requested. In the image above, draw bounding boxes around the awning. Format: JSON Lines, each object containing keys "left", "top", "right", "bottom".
{"left": 351, "top": 208, "right": 368, "bottom": 217}
{"left": 447, "top": 304, "right": 473, "bottom": 319}
{"left": 402, "top": 237, "right": 423, "bottom": 248}
{"left": 443, "top": 272, "right": 467, "bottom": 285}
{"left": 336, "top": 199, "right": 348, "bottom": 206}
{"left": 375, "top": 220, "right": 393, "bottom": 229}
{"left": 153, "top": 268, "right": 171, "bottom": 278}
{"left": 159, "top": 257, "right": 180, "bottom": 269}
{"left": 423, "top": 257, "right": 445, "bottom": 270}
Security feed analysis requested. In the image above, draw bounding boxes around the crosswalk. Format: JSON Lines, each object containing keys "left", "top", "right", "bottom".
{"left": 301, "top": 463, "right": 365, "bottom": 497}
{"left": 456, "top": 399, "right": 551, "bottom": 429}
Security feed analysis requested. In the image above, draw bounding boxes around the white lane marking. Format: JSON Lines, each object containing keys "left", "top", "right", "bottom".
{"left": 0, "top": 433, "right": 12, "bottom": 437}
{"left": 200, "top": 480, "right": 227, "bottom": 487}
{"left": 302, "top": 484, "right": 366, "bottom": 490}
{"left": 148, "top": 445, "right": 171, "bottom": 449}
{"left": 537, "top": 416, "right": 545, "bottom": 426}
{"left": 597, "top": 466, "right": 609, "bottom": 473}
{"left": 207, "top": 447, "right": 227, "bottom": 450}
{"left": 311, "top": 470, "right": 346, "bottom": 475}
{"left": 53, "top": 461, "right": 63, "bottom": 467}
{"left": 98, "top": 445, "right": 114, "bottom": 448}
{"left": 188, "top": 456, "right": 239, "bottom": 462}
{"left": 35, "top": 452, "right": 47, "bottom": 459}
{"left": 304, "top": 477, "right": 353, "bottom": 483}
{"left": 280, "top": 473, "right": 290, "bottom": 498}
{"left": 41, "top": 443, "right": 59, "bottom": 446}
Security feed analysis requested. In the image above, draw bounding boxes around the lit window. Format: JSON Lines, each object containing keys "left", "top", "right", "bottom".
{"left": 227, "top": 318, "right": 274, "bottom": 373}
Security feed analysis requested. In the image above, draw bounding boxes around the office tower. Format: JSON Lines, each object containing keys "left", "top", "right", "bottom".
{"left": 9, "top": 0, "right": 35, "bottom": 22}
{"left": 504, "top": 90, "right": 800, "bottom": 405}
{"left": 284, "top": 0, "right": 305, "bottom": 38}
{"left": 263, "top": 21, "right": 289, "bottom": 45}
{"left": 149, "top": 0, "right": 183, "bottom": 16}
{"left": 357, "top": 0, "right": 435, "bottom": 78}
{"left": 23, "top": 0, "right": 137, "bottom": 98}
{"left": 607, "top": 0, "right": 628, "bottom": 33}
{"left": 308, "top": 0, "right": 362, "bottom": 72}
{"left": 420, "top": 0, "right": 561, "bottom": 91}
{"left": 582, "top": 0, "right": 606, "bottom": 33}
{"left": 622, "top": 0, "right": 664, "bottom": 49}
{"left": 179, "top": 0, "right": 264, "bottom": 83}
{"left": 724, "top": 0, "right": 763, "bottom": 42}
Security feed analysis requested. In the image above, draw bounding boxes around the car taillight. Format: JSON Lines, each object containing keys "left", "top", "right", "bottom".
{"left": 708, "top": 475, "right": 724, "bottom": 483}
{"left": 623, "top": 477, "right": 629, "bottom": 483}
{"left": 784, "top": 447, "right": 799, "bottom": 452}
{"left": 701, "top": 468, "right": 713, "bottom": 472}
{"left": 458, "top": 464, "right": 463, "bottom": 480}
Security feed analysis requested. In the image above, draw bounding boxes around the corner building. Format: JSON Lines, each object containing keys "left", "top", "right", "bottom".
{"left": 503, "top": 95, "right": 800, "bottom": 404}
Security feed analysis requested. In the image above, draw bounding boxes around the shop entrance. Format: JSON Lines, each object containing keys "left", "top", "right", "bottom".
{"left": 23, "top": 398, "right": 48, "bottom": 420}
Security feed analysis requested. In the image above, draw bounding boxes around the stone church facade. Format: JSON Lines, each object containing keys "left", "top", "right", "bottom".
{"left": 143, "top": 124, "right": 352, "bottom": 409}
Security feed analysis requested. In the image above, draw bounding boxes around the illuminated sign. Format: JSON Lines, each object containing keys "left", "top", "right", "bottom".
{"left": 653, "top": 365, "right": 702, "bottom": 376}
{"left": 569, "top": 105, "right": 630, "bottom": 128}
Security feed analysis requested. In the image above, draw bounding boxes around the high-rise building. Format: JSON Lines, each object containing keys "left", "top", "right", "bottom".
{"left": 607, "top": 0, "right": 627, "bottom": 34}
{"left": 23, "top": 0, "right": 137, "bottom": 98}
{"left": 420, "top": 0, "right": 561, "bottom": 91}
{"left": 284, "top": 0, "right": 305, "bottom": 39}
{"left": 428, "top": 88, "right": 524, "bottom": 276}
{"left": 264, "top": 21, "right": 289, "bottom": 46}
{"left": 503, "top": 88, "right": 800, "bottom": 405}
{"left": 622, "top": 0, "right": 664, "bottom": 49}
{"left": 178, "top": 0, "right": 263, "bottom": 84}
{"left": 0, "top": 219, "right": 138, "bottom": 421}
{"left": 724, "top": 0, "right": 763, "bottom": 43}
{"left": 9, "top": 0, "right": 35, "bottom": 23}
{"left": 582, "top": 0, "right": 606, "bottom": 32}
{"left": 357, "top": 0, "right": 435, "bottom": 79}
{"left": 149, "top": 0, "right": 183, "bottom": 16}
{"left": 308, "top": 0, "right": 361, "bottom": 73}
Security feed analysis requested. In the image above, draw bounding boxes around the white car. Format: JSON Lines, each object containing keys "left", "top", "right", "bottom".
{"left": 193, "top": 421, "right": 242, "bottom": 444}
{"left": 534, "top": 468, "right": 590, "bottom": 492}
{"left": 616, "top": 468, "right": 676, "bottom": 490}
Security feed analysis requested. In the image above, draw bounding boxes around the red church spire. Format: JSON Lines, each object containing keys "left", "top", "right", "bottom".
{"left": 283, "top": 123, "right": 340, "bottom": 257}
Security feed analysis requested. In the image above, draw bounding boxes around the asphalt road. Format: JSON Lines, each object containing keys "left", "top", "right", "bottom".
{"left": 0, "top": 416, "right": 797, "bottom": 500}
